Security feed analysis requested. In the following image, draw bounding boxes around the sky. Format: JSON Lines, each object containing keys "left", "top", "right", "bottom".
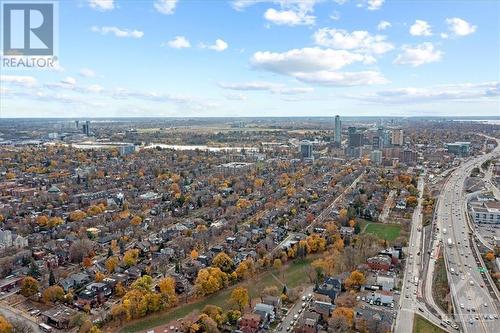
{"left": 0, "top": 0, "right": 499, "bottom": 118}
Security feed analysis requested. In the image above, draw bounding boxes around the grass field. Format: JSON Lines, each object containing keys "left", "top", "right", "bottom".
{"left": 364, "top": 222, "right": 401, "bottom": 241}
{"left": 413, "top": 314, "right": 446, "bottom": 333}
{"left": 119, "top": 257, "right": 313, "bottom": 333}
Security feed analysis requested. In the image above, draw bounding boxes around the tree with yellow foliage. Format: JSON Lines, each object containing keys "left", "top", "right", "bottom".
{"left": 230, "top": 287, "right": 250, "bottom": 312}
{"left": 344, "top": 270, "right": 366, "bottom": 290}
{"left": 273, "top": 258, "right": 282, "bottom": 271}
{"left": 194, "top": 267, "right": 228, "bottom": 296}
{"left": 87, "top": 205, "right": 103, "bottom": 216}
{"left": 212, "top": 252, "right": 233, "bottom": 273}
{"left": 0, "top": 315, "right": 12, "bottom": 333}
{"left": 47, "top": 216, "right": 64, "bottom": 228}
{"left": 95, "top": 271, "right": 105, "bottom": 282}
{"left": 20, "top": 276, "right": 39, "bottom": 297}
{"left": 123, "top": 249, "right": 139, "bottom": 267}
{"left": 69, "top": 210, "right": 87, "bottom": 222}
{"left": 158, "top": 276, "right": 177, "bottom": 307}
{"left": 42, "top": 285, "right": 64, "bottom": 303}
{"left": 106, "top": 256, "right": 119, "bottom": 273}
{"left": 333, "top": 238, "right": 344, "bottom": 252}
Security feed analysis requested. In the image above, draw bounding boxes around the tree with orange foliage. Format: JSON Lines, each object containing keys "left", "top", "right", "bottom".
{"left": 82, "top": 257, "right": 92, "bottom": 268}
{"left": 330, "top": 307, "right": 355, "bottom": 330}
{"left": 130, "top": 215, "right": 142, "bottom": 226}
{"left": 485, "top": 252, "right": 495, "bottom": 261}
{"left": 344, "top": 270, "right": 366, "bottom": 290}
{"left": 36, "top": 215, "right": 49, "bottom": 226}
{"left": 190, "top": 249, "right": 199, "bottom": 260}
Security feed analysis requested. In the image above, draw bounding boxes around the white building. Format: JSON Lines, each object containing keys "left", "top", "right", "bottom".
{"left": 371, "top": 150, "right": 382, "bottom": 165}
{"left": 0, "top": 230, "right": 12, "bottom": 247}
{"left": 470, "top": 201, "right": 500, "bottom": 224}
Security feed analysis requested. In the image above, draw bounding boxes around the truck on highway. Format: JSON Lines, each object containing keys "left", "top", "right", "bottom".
{"left": 414, "top": 276, "right": 419, "bottom": 286}
{"left": 447, "top": 238, "right": 453, "bottom": 247}
{"left": 443, "top": 228, "right": 447, "bottom": 235}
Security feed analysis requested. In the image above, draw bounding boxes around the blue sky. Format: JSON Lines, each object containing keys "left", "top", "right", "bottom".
{"left": 1, "top": 0, "right": 499, "bottom": 117}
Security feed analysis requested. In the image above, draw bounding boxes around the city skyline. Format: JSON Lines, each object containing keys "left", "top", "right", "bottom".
{"left": 1, "top": 0, "right": 499, "bottom": 118}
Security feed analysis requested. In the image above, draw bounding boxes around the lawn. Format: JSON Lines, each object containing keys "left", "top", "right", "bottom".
{"left": 413, "top": 314, "right": 446, "bottom": 333}
{"left": 118, "top": 257, "right": 314, "bottom": 333}
{"left": 364, "top": 222, "right": 401, "bottom": 241}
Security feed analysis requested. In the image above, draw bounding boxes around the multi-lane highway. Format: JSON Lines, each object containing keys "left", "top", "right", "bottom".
{"left": 396, "top": 175, "right": 453, "bottom": 332}
{"left": 436, "top": 141, "right": 500, "bottom": 333}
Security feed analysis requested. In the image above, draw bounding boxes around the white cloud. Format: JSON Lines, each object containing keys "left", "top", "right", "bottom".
{"left": 446, "top": 17, "right": 477, "bottom": 37}
{"left": 88, "top": 0, "right": 114, "bottom": 11}
{"left": 377, "top": 20, "right": 391, "bottom": 31}
{"left": 394, "top": 43, "right": 442, "bottom": 66}
{"left": 86, "top": 84, "right": 104, "bottom": 93}
{"left": 367, "top": 0, "right": 384, "bottom": 11}
{"left": 154, "top": 0, "right": 178, "bottom": 15}
{"left": 293, "top": 70, "right": 388, "bottom": 86}
{"left": 409, "top": 20, "right": 432, "bottom": 36}
{"left": 313, "top": 28, "right": 394, "bottom": 55}
{"left": 166, "top": 36, "right": 191, "bottom": 49}
{"left": 278, "top": 87, "right": 314, "bottom": 94}
{"left": 224, "top": 93, "right": 248, "bottom": 101}
{"left": 201, "top": 39, "right": 228, "bottom": 52}
{"left": 79, "top": 68, "right": 96, "bottom": 78}
{"left": 251, "top": 47, "right": 369, "bottom": 73}
{"left": 329, "top": 11, "right": 340, "bottom": 21}
{"left": 233, "top": 0, "right": 319, "bottom": 25}
{"left": 61, "top": 77, "right": 77, "bottom": 85}
{"left": 264, "top": 8, "right": 315, "bottom": 26}
{"left": 219, "top": 81, "right": 279, "bottom": 91}
{"left": 349, "top": 81, "right": 499, "bottom": 104}
{"left": 219, "top": 81, "right": 314, "bottom": 94}
{"left": 250, "top": 47, "right": 387, "bottom": 86}
{"left": 91, "top": 26, "right": 144, "bottom": 38}
{"left": 440, "top": 33, "right": 449, "bottom": 39}
{"left": 1, "top": 75, "right": 37, "bottom": 87}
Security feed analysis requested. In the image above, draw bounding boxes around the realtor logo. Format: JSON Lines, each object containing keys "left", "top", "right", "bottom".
{"left": 1, "top": 1, "right": 58, "bottom": 69}
{"left": 2, "top": 2, "right": 54, "bottom": 56}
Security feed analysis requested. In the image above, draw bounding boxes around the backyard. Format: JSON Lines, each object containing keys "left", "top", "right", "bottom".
{"left": 363, "top": 222, "right": 402, "bottom": 241}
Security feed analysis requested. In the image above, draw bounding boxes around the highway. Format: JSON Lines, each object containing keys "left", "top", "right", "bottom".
{"left": 396, "top": 175, "right": 454, "bottom": 332}
{"left": 436, "top": 141, "right": 500, "bottom": 333}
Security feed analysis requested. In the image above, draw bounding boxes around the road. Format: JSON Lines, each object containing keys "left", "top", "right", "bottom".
{"left": 435, "top": 140, "right": 500, "bottom": 333}
{"left": 275, "top": 286, "right": 314, "bottom": 332}
{"left": 305, "top": 171, "right": 364, "bottom": 233}
{"left": 379, "top": 189, "right": 396, "bottom": 223}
